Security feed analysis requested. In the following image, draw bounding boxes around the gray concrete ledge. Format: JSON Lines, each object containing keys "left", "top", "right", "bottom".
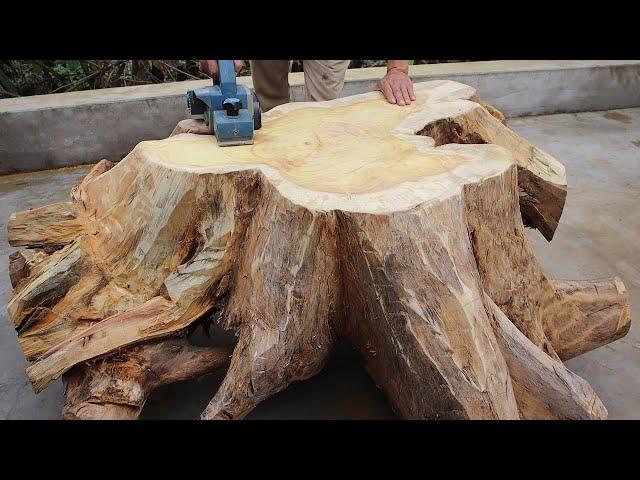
{"left": 2, "top": 60, "right": 640, "bottom": 175}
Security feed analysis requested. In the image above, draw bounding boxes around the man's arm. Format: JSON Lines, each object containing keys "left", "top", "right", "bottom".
{"left": 199, "top": 60, "right": 245, "bottom": 77}
{"left": 375, "top": 60, "right": 415, "bottom": 106}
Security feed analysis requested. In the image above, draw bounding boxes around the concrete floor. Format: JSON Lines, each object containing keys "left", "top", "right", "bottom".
{"left": 1, "top": 108, "right": 638, "bottom": 419}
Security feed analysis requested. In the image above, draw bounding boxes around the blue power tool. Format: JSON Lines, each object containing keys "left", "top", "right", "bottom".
{"left": 186, "top": 60, "right": 262, "bottom": 146}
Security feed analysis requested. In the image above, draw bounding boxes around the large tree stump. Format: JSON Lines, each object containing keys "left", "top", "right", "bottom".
{"left": 6, "top": 80, "right": 630, "bottom": 419}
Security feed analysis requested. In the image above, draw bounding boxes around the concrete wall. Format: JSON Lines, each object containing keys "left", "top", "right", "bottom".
{"left": 2, "top": 60, "right": 640, "bottom": 175}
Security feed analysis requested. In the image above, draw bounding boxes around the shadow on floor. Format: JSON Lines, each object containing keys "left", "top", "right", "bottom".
{"left": 140, "top": 321, "right": 397, "bottom": 420}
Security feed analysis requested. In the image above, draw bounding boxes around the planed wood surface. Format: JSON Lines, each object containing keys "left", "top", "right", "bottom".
{"left": 5, "top": 80, "right": 630, "bottom": 420}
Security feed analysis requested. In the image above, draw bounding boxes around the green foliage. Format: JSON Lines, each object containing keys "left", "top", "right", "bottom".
{"left": 359, "top": 60, "right": 387, "bottom": 68}
{"left": 0, "top": 60, "right": 473, "bottom": 99}
{"left": 0, "top": 60, "right": 213, "bottom": 98}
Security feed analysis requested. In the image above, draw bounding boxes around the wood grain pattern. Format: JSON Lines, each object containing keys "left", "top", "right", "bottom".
{"left": 485, "top": 294, "right": 606, "bottom": 419}
{"left": 547, "top": 278, "right": 630, "bottom": 360}
{"left": 8, "top": 202, "right": 83, "bottom": 249}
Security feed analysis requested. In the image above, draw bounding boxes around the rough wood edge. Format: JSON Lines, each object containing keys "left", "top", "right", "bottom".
{"left": 547, "top": 278, "right": 631, "bottom": 360}
{"left": 518, "top": 166, "right": 567, "bottom": 241}
{"left": 469, "top": 95, "right": 508, "bottom": 125}
{"left": 7, "top": 202, "right": 83, "bottom": 248}
{"left": 62, "top": 337, "right": 234, "bottom": 420}
{"left": 486, "top": 294, "right": 607, "bottom": 419}
{"left": 417, "top": 103, "right": 567, "bottom": 241}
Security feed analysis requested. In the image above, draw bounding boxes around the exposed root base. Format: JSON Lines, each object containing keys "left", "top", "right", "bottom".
{"left": 5, "top": 81, "right": 629, "bottom": 420}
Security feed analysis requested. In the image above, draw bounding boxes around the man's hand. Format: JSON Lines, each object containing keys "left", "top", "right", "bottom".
{"left": 375, "top": 60, "right": 415, "bottom": 106}
{"left": 199, "top": 60, "right": 245, "bottom": 77}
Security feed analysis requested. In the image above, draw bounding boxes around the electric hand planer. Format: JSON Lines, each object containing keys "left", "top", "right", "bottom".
{"left": 186, "top": 60, "right": 262, "bottom": 146}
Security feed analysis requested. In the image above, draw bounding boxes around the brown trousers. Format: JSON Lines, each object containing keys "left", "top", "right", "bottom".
{"left": 250, "top": 60, "right": 351, "bottom": 112}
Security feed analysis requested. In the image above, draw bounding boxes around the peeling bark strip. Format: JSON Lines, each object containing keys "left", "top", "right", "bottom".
{"left": 5, "top": 80, "right": 630, "bottom": 419}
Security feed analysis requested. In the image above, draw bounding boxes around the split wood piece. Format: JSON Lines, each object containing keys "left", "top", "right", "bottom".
{"left": 463, "top": 168, "right": 630, "bottom": 362}
{"left": 7, "top": 159, "right": 117, "bottom": 281}
{"left": 8, "top": 241, "right": 96, "bottom": 350}
{"left": 27, "top": 296, "right": 180, "bottom": 392}
{"left": 62, "top": 337, "right": 234, "bottom": 420}
{"left": 6, "top": 80, "right": 630, "bottom": 420}
{"left": 484, "top": 294, "right": 607, "bottom": 419}
{"left": 7, "top": 202, "right": 83, "bottom": 249}
{"left": 547, "top": 278, "right": 630, "bottom": 360}
{"left": 6, "top": 159, "right": 115, "bottom": 252}
{"left": 8, "top": 158, "right": 257, "bottom": 375}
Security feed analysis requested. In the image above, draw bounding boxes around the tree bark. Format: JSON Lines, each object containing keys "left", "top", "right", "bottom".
{"left": 6, "top": 80, "right": 629, "bottom": 419}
